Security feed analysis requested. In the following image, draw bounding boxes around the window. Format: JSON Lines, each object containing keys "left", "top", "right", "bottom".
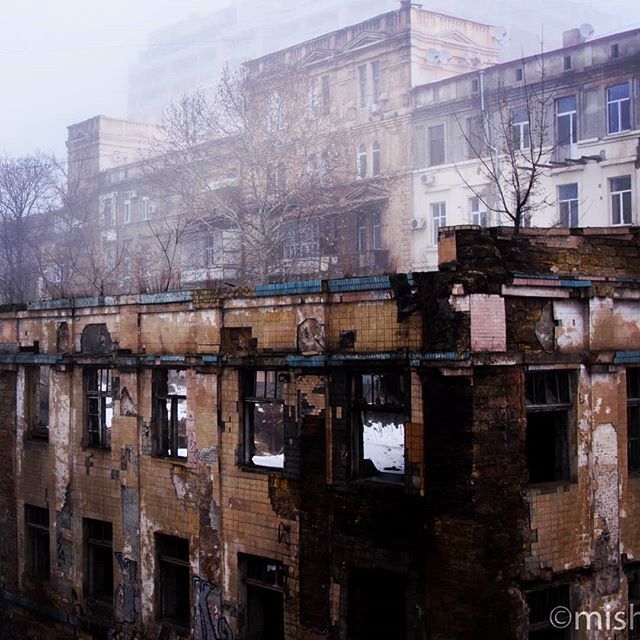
{"left": 471, "top": 78, "right": 479, "bottom": 94}
{"left": 141, "top": 197, "right": 150, "bottom": 221}
{"left": 357, "top": 64, "right": 367, "bottom": 108}
{"left": 123, "top": 200, "right": 131, "bottom": 224}
{"left": 431, "top": 202, "right": 446, "bottom": 245}
{"left": 610, "top": 43, "right": 620, "bottom": 59}
{"left": 428, "top": 124, "right": 445, "bottom": 166}
{"left": 26, "top": 366, "right": 49, "bottom": 439}
{"left": 371, "top": 61, "right": 381, "bottom": 104}
{"left": 103, "top": 197, "right": 115, "bottom": 227}
{"left": 607, "top": 83, "right": 631, "bottom": 134}
{"left": 372, "top": 211, "right": 382, "bottom": 250}
{"left": 276, "top": 163, "right": 286, "bottom": 192}
{"left": 307, "top": 153, "right": 318, "bottom": 174}
{"left": 470, "top": 197, "right": 488, "bottom": 227}
{"left": 351, "top": 373, "right": 406, "bottom": 478}
{"left": 320, "top": 150, "right": 330, "bottom": 175}
{"left": 512, "top": 107, "right": 531, "bottom": 150}
{"left": 525, "top": 370, "right": 573, "bottom": 484}
{"left": 267, "top": 91, "right": 284, "bottom": 133}
{"left": 563, "top": 55, "right": 572, "bottom": 71}
{"left": 321, "top": 74, "right": 330, "bottom": 115}
{"left": 281, "top": 219, "right": 319, "bottom": 260}
{"left": 526, "top": 583, "right": 571, "bottom": 638}
{"left": 628, "top": 566, "right": 640, "bottom": 640}
{"left": 610, "top": 176, "right": 632, "bottom": 225}
{"left": 628, "top": 369, "right": 640, "bottom": 473}
{"left": 308, "top": 79, "right": 319, "bottom": 118}
{"left": 243, "top": 370, "right": 285, "bottom": 469}
{"left": 25, "top": 505, "right": 49, "bottom": 578}
{"left": 372, "top": 141, "right": 381, "bottom": 177}
{"left": 515, "top": 67, "right": 524, "bottom": 82}
{"left": 153, "top": 369, "right": 187, "bottom": 459}
{"left": 558, "top": 183, "right": 579, "bottom": 227}
{"left": 85, "top": 368, "right": 113, "bottom": 450}
{"left": 556, "top": 96, "right": 577, "bottom": 155}
{"left": 357, "top": 213, "right": 368, "bottom": 252}
{"left": 204, "top": 233, "right": 216, "bottom": 267}
{"left": 466, "top": 116, "right": 486, "bottom": 158}
{"left": 156, "top": 534, "right": 190, "bottom": 628}
{"left": 357, "top": 144, "right": 367, "bottom": 178}
{"left": 85, "top": 519, "right": 113, "bottom": 608}
{"left": 241, "top": 555, "right": 285, "bottom": 640}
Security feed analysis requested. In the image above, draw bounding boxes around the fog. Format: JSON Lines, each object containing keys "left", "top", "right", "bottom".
{"left": 0, "top": 0, "right": 638, "bottom": 158}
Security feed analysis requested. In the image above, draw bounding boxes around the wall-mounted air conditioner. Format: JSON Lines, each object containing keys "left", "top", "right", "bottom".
{"left": 410, "top": 217, "right": 426, "bottom": 230}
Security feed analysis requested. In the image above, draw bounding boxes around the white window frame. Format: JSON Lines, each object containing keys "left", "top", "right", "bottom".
{"left": 512, "top": 107, "right": 531, "bottom": 150}
{"left": 357, "top": 144, "right": 367, "bottom": 179}
{"left": 431, "top": 202, "right": 447, "bottom": 245}
{"left": 558, "top": 183, "right": 579, "bottom": 227}
{"left": 469, "top": 197, "right": 488, "bottom": 227}
{"left": 141, "top": 197, "right": 150, "bottom": 221}
{"left": 607, "top": 83, "right": 631, "bottom": 135}
{"left": 610, "top": 176, "right": 632, "bottom": 225}
{"left": 123, "top": 200, "right": 131, "bottom": 224}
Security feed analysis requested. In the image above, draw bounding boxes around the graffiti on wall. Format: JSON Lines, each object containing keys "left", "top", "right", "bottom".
{"left": 192, "top": 576, "right": 234, "bottom": 640}
{"left": 115, "top": 552, "right": 139, "bottom": 624}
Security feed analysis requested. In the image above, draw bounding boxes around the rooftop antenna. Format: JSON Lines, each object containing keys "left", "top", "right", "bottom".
{"left": 439, "top": 50, "right": 453, "bottom": 64}
{"left": 579, "top": 23, "right": 595, "bottom": 39}
{"left": 491, "top": 26, "right": 510, "bottom": 46}
{"left": 426, "top": 48, "right": 440, "bottom": 63}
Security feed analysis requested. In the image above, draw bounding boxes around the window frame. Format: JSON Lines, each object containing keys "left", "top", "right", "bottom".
{"left": 153, "top": 369, "right": 188, "bottom": 460}
{"left": 123, "top": 199, "right": 131, "bottom": 224}
{"left": 84, "top": 518, "right": 114, "bottom": 609}
{"left": 85, "top": 367, "right": 113, "bottom": 450}
{"left": 607, "top": 82, "right": 631, "bottom": 135}
{"left": 469, "top": 196, "right": 488, "bottom": 227}
{"left": 371, "top": 60, "right": 381, "bottom": 104}
{"left": 526, "top": 582, "right": 571, "bottom": 638}
{"left": 628, "top": 368, "right": 640, "bottom": 474}
{"left": 357, "top": 144, "right": 367, "bottom": 179}
{"left": 555, "top": 95, "right": 577, "bottom": 148}
{"left": 610, "top": 175, "right": 632, "bottom": 225}
{"left": 512, "top": 106, "right": 531, "bottom": 151}
{"left": 357, "top": 64, "right": 367, "bottom": 108}
{"left": 26, "top": 365, "right": 50, "bottom": 440}
{"left": 242, "top": 369, "right": 286, "bottom": 470}
{"left": 156, "top": 533, "right": 190, "bottom": 629}
{"left": 372, "top": 141, "right": 381, "bottom": 177}
{"left": 558, "top": 183, "right": 579, "bottom": 227}
{"left": 25, "top": 504, "right": 50, "bottom": 579}
{"left": 428, "top": 124, "right": 446, "bottom": 166}
{"left": 431, "top": 201, "right": 447, "bottom": 245}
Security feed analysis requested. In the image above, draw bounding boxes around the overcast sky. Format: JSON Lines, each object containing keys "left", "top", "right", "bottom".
{"left": 0, "top": 0, "right": 638, "bottom": 159}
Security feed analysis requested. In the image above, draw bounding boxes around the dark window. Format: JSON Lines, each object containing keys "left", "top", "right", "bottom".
{"left": 241, "top": 555, "right": 285, "bottom": 640}
{"left": 428, "top": 124, "right": 445, "bottom": 166}
{"left": 243, "top": 370, "right": 284, "bottom": 469}
{"left": 321, "top": 74, "right": 330, "bottom": 115}
{"left": 357, "top": 64, "right": 367, "bottom": 108}
{"left": 525, "top": 371, "right": 573, "bottom": 484}
{"left": 563, "top": 55, "right": 572, "bottom": 71}
{"left": 371, "top": 61, "right": 381, "bottom": 103}
{"left": 607, "top": 83, "right": 631, "bottom": 134}
{"left": 156, "top": 534, "right": 190, "bottom": 628}
{"left": 351, "top": 373, "right": 406, "bottom": 478}
{"left": 471, "top": 78, "right": 479, "bottom": 93}
{"left": 610, "top": 175, "right": 632, "bottom": 225}
{"left": 628, "top": 566, "right": 640, "bottom": 640}
{"left": 526, "top": 583, "right": 571, "bottom": 638}
{"left": 153, "top": 369, "right": 187, "bottom": 459}
{"left": 610, "top": 43, "right": 620, "bottom": 59}
{"left": 85, "top": 368, "right": 113, "bottom": 449}
{"left": 558, "top": 183, "right": 579, "bottom": 227}
{"left": 85, "top": 519, "right": 113, "bottom": 608}
{"left": 25, "top": 504, "right": 49, "bottom": 578}
{"left": 515, "top": 67, "right": 524, "bottom": 81}
{"left": 628, "top": 369, "right": 640, "bottom": 473}
{"left": 26, "top": 366, "right": 49, "bottom": 440}
{"left": 372, "top": 211, "right": 382, "bottom": 250}
{"left": 357, "top": 213, "right": 368, "bottom": 252}
{"left": 349, "top": 569, "right": 406, "bottom": 640}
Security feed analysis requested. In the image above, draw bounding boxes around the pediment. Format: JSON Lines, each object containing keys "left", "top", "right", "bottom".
{"left": 341, "top": 31, "right": 389, "bottom": 53}
{"left": 438, "top": 30, "right": 478, "bottom": 47}
{"left": 298, "top": 49, "right": 334, "bottom": 66}
{"left": 344, "top": 181, "right": 389, "bottom": 202}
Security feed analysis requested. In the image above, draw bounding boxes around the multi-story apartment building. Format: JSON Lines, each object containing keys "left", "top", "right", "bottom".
{"left": 2, "top": 226, "right": 640, "bottom": 639}
{"left": 410, "top": 27, "right": 640, "bottom": 269}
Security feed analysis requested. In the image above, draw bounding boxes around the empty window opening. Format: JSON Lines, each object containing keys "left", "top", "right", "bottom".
{"left": 348, "top": 569, "right": 406, "bottom": 640}
{"left": 526, "top": 583, "right": 571, "bottom": 638}
{"left": 241, "top": 555, "right": 285, "bottom": 640}
{"left": 525, "top": 371, "right": 573, "bottom": 484}
{"left": 27, "top": 366, "right": 49, "bottom": 440}
{"left": 628, "top": 567, "right": 640, "bottom": 640}
{"left": 243, "top": 370, "right": 285, "bottom": 469}
{"left": 157, "top": 534, "right": 190, "bottom": 628}
{"left": 25, "top": 504, "right": 49, "bottom": 578}
{"left": 153, "top": 369, "right": 188, "bottom": 459}
{"left": 563, "top": 55, "right": 572, "bottom": 71}
{"left": 85, "top": 519, "right": 113, "bottom": 610}
{"left": 628, "top": 369, "right": 640, "bottom": 473}
{"left": 610, "top": 43, "right": 620, "bottom": 59}
{"left": 352, "top": 373, "right": 406, "bottom": 478}
{"left": 85, "top": 368, "right": 113, "bottom": 450}
{"left": 515, "top": 67, "right": 524, "bottom": 81}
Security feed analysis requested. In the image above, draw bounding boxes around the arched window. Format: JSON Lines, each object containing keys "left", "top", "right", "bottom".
{"left": 307, "top": 154, "right": 318, "bottom": 174}
{"left": 372, "top": 141, "right": 381, "bottom": 177}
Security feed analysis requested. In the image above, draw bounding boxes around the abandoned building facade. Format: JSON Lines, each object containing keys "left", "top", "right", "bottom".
{"left": 0, "top": 226, "right": 640, "bottom": 639}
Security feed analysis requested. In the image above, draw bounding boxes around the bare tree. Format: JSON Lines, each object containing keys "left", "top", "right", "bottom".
{"left": 457, "top": 53, "right": 556, "bottom": 234}
{"left": 144, "top": 63, "right": 357, "bottom": 284}
{"left": 0, "top": 153, "right": 59, "bottom": 303}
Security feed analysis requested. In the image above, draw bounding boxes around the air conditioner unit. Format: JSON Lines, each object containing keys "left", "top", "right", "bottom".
{"left": 368, "top": 103, "right": 380, "bottom": 114}
{"left": 410, "top": 217, "right": 426, "bottom": 230}
{"left": 421, "top": 174, "right": 435, "bottom": 186}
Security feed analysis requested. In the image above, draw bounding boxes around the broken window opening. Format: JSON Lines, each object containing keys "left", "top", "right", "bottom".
{"left": 628, "top": 566, "right": 640, "bottom": 640}
{"left": 526, "top": 583, "right": 571, "bottom": 638}
{"left": 25, "top": 504, "right": 50, "bottom": 579}
{"left": 85, "top": 518, "right": 113, "bottom": 611}
{"left": 153, "top": 369, "right": 188, "bottom": 459}
{"left": 156, "top": 533, "right": 190, "bottom": 628}
{"left": 26, "top": 366, "right": 49, "bottom": 440}
{"left": 85, "top": 368, "right": 113, "bottom": 450}
{"left": 628, "top": 369, "right": 640, "bottom": 474}
{"left": 243, "top": 370, "right": 285, "bottom": 469}
{"left": 352, "top": 373, "right": 406, "bottom": 478}
{"left": 525, "top": 370, "right": 574, "bottom": 484}
{"left": 240, "top": 555, "right": 286, "bottom": 640}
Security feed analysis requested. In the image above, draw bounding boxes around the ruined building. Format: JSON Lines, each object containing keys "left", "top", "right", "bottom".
{"left": 1, "top": 226, "right": 640, "bottom": 638}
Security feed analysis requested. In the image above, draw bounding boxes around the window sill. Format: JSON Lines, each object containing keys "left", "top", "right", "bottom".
{"left": 528, "top": 480, "right": 576, "bottom": 496}
{"left": 85, "top": 446, "right": 111, "bottom": 453}
{"left": 152, "top": 454, "right": 189, "bottom": 465}
{"left": 25, "top": 435, "right": 49, "bottom": 445}
{"left": 351, "top": 474, "right": 405, "bottom": 488}
{"left": 240, "top": 463, "right": 284, "bottom": 475}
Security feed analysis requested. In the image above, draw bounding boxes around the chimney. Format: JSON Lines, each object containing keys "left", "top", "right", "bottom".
{"left": 562, "top": 28, "right": 584, "bottom": 47}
